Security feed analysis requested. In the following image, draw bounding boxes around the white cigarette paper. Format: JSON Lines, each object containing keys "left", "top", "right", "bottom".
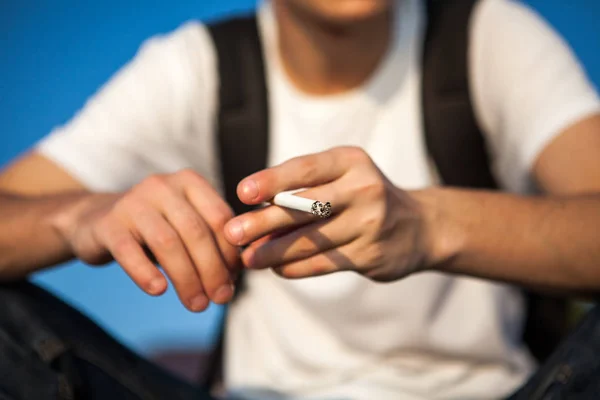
{"left": 273, "top": 192, "right": 332, "bottom": 218}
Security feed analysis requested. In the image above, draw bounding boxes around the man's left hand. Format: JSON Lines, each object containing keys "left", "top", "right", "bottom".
{"left": 223, "top": 146, "right": 436, "bottom": 282}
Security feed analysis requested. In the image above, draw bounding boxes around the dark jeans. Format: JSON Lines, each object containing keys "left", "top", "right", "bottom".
{"left": 0, "top": 281, "right": 214, "bottom": 400}
{"left": 508, "top": 303, "right": 600, "bottom": 400}
{"left": 0, "top": 281, "right": 599, "bottom": 400}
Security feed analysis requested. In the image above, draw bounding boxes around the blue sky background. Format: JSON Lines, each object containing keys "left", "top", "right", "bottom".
{"left": 0, "top": 0, "right": 258, "bottom": 355}
{"left": 0, "top": 0, "right": 598, "bottom": 356}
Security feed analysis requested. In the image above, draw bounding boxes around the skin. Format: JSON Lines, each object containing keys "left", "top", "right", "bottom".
{"left": 224, "top": 114, "right": 600, "bottom": 294}
{"left": 0, "top": 0, "right": 395, "bottom": 312}
{"left": 1, "top": 0, "right": 599, "bottom": 316}
{"left": 0, "top": 161, "right": 238, "bottom": 312}
{"left": 273, "top": 0, "right": 394, "bottom": 94}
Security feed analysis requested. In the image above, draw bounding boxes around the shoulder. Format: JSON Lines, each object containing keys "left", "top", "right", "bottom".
{"left": 469, "top": 0, "right": 596, "bottom": 119}
{"left": 122, "top": 20, "right": 221, "bottom": 142}
{"left": 467, "top": 0, "right": 600, "bottom": 192}
{"left": 34, "top": 21, "right": 224, "bottom": 192}
{"left": 134, "top": 20, "right": 218, "bottom": 92}
{"left": 468, "top": 0, "right": 589, "bottom": 111}
{"left": 469, "top": 0, "right": 582, "bottom": 58}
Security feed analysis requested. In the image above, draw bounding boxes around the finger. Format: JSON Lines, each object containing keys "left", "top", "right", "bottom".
{"left": 225, "top": 206, "right": 308, "bottom": 246}
{"left": 240, "top": 215, "right": 359, "bottom": 269}
{"left": 237, "top": 146, "right": 371, "bottom": 205}
{"left": 96, "top": 223, "right": 168, "bottom": 296}
{"left": 248, "top": 231, "right": 284, "bottom": 248}
{"left": 225, "top": 183, "right": 348, "bottom": 246}
{"left": 156, "top": 186, "right": 235, "bottom": 304}
{"left": 133, "top": 207, "right": 209, "bottom": 312}
{"left": 244, "top": 227, "right": 298, "bottom": 252}
{"left": 174, "top": 170, "right": 240, "bottom": 270}
{"left": 272, "top": 243, "right": 358, "bottom": 279}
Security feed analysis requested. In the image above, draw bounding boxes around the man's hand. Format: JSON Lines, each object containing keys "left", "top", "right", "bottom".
{"left": 52, "top": 169, "right": 238, "bottom": 312}
{"left": 224, "top": 147, "right": 433, "bottom": 282}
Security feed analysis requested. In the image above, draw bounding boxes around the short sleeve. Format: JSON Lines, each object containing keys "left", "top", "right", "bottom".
{"left": 36, "top": 21, "right": 219, "bottom": 193}
{"left": 470, "top": 0, "right": 600, "bottom": 193}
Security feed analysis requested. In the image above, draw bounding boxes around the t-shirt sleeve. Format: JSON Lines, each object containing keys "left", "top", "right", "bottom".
{"left": 36, "top": 21, "right": 219, "bottom": 193}
{"left": 470, "top": 0, "right": 600, "bottom": 193}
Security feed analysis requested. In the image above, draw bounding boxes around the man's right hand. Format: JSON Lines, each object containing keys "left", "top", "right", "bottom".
{"left": 54, "top": 169, "right": 239, "bottom": 312}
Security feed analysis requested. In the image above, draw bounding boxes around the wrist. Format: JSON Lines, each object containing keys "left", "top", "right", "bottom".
{"left": 411, "top": 187, "right": 468, "bottom": 271}
{"left": 48, "top": 192, "right": 117, "bottom": 243}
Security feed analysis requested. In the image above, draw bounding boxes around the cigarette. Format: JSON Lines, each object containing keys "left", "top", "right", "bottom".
{"left": 273, "top": 192, "right": 332, "bottom": 218}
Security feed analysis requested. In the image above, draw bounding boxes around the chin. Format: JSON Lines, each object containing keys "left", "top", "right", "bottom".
{"left": 283, "top": 0, "right": 393, "bottom": 25}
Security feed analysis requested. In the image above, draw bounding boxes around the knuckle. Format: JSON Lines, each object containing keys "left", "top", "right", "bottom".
{"left": 153, "top": 229, "right": 179, "bottom": 250}
{"left": 295, "top": 235, "right": 325, "bottom": 258}
{"left": 365, "top": 244, "right": 385, "bottom": 268}
{"left": 118, "top": 195, "right": 146, "bottom": 215}
{"left": 356, "top": 179, "right": 386, "bottom": 200}
{"left": 298, "top": 242, "right": 317, "bottom": 260}
{"left": 110, "top": 197, "right": 128, "bottom": 214}
{"left": 176, "top": 168, "right": 201, "bottom": 182}
{"left": 341, "top": 146, "right": 370, "bottom": 163}
{"left": 211, "top": 207, "right": 234, "bottom": 230}
{"left": 221, "top": 205, "right": 235, "bottom": 221}
{"left": 179, "top": 216, "right": 207, "bottom": 240}
{"left": 293, "top": 157, "right": 320, "bottom": 182}
{"left": 210, "top": 215, "right": 228, "bottom": 233}
{"left": 93, "top": 216, "right": 112, "bottom": 238}
{"left": 360, "top": 206, "right": 386, "bottom": 232}
{"left": 142, "top": 174, "right": 170, "bottom": 191}
{"left": 112, "top": 236, "right": 135, "bottom": 256}
{"left": 95, "top": 214, "right": 123, "bottom": 241}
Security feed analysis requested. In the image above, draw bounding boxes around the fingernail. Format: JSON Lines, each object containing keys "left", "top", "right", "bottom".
{"left": 227, "top": 220, "right": 244, "bottom": 244}
{"left": 240, "top": 179, "right": 259, "bottom": 201}
{"left": 148, "top": 278, "right": 165, "bottom": 295}
{"left": 190, "top": 294, "right": 209, "bottom": 312}
{"left": 214, "top": 283, "right": 235, "bottom": 304}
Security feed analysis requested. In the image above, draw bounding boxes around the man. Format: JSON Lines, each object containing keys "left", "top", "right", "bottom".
{"left": 0, "top": 0, "right": 599, "bottom": 399}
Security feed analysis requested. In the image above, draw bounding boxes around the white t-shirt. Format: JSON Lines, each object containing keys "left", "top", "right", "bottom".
{"left": 37, "top": 0, "right": 600, "bottom": 399}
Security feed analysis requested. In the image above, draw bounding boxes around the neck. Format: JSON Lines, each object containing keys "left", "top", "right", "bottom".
{"left": 274, "top": 3, "right": 394, "bottom": 95}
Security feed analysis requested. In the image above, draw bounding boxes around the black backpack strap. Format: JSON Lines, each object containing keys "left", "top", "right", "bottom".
{"left": 199, "top": 15, "right": 269, "bottom": 390}
{"left": 209, "top": 15, "right": 270, "bottom": 216}
{"left": 422, "top": 0, "right": 496, "bottom": 189}
{"left": 422, "top": 0, "right": 568, "bottom": 362}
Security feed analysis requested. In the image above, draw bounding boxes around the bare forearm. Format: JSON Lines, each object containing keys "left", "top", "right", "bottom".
{"left": 418, "top": 188, "right": 600, "bottom": 294}
{"left": 0, "top": 190, "right": 91, "bottom": 280}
